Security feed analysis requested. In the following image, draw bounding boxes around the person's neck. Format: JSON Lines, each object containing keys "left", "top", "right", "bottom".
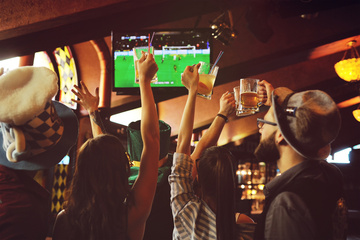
{"left": 277, "top": 147, "right": 305, "bottom": 173}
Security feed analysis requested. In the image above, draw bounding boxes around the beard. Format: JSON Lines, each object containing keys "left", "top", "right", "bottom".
{"left": 254, "top": 132, "right": 280, "bottom": 163}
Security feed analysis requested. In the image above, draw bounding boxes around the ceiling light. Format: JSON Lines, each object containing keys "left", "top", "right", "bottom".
{"left": 353, "top": 107, "right": 360, "bottom": 122}
{"left": 334, "top": 40, "right": 360, "bottom": 82}
{"left": 212, "top": 25, "right": 238, "bottom": 46}
{"left": 210, "top": 11, "right": 238, "bottom": 46}
{"left": 351, "top": 81, "right": 360, "bottom": 122}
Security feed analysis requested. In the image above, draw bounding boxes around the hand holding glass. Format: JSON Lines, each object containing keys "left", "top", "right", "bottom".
{"left": 133, "top": 46, "right": 158, "bottom": 83}
{"left": 197, "top": 61, "right": 218, "bottom": 100}
{"left": 236, "top": 78, "right": 261, "bottom": 116}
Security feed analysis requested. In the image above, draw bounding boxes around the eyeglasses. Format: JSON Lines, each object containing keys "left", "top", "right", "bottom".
{"left": 257, "top": 118, "right": 277, "bottom": 129}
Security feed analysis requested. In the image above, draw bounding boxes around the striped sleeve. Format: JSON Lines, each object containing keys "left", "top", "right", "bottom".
{"left": 169, "top": 153, "right": 196, "bottom": 217}
{"left": 169, "top": 153, "right": 217, "bottom": 239}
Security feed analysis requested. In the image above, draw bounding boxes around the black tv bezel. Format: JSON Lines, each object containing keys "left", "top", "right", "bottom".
{"left": 111, "top": 28, "right": 213, "bottom": 97}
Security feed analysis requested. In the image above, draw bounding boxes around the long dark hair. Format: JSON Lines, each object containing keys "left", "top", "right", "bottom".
{"left": 197, "top": 146, "right": 236, "bottom": 240}
{"left": 65, "top": 134, "right": 130, "bottom": 240}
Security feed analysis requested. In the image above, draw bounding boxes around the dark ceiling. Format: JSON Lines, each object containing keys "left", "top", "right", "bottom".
{"left": 1, "top": 0, "right": 360, "bottom": 153}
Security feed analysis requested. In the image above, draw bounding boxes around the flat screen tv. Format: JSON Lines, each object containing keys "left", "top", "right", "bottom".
{"left": 112, "top": 29, "right": 212, "bottom": 96}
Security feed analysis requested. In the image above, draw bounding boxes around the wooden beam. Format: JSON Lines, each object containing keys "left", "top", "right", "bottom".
{"left": 0, "top": 0, "right": 233, "bottom": 60}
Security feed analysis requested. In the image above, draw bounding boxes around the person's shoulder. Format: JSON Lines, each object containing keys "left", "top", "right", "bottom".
{"left": 56, "top": 209, "right": 67, "bottom": 219}
{"left": 271, "top": 191, "right": 308, "bottom": 210}
{"left": 310, "top": 160, "right": 344, "bottom": 189}
{"left": 53, "top": 209, "right": 71, "bottom": 240}
{"left": 54, "top": 209, "right": 68, "bottom": 229}
{"left": 266, "top": 191, "right": 316, "bottom": 239}
{"left": 319, "top": 160, "right": 342, "bottom": 175}
{"left": 267, "top": 192, "right": 314, "bottom": 228}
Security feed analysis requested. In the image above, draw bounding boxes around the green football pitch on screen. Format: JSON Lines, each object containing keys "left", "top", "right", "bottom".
{"left": 114, "top": 52, "right": 210, "bottom": 88}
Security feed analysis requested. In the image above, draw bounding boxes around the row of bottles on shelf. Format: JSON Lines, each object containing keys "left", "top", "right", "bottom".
{"left": 235, "top": 161, "right": 279, "bottom": 213}
{"left": 237, "top": 161, "right": 280, "bottom": 184}
{"left": 236, "top": 162, "right": 269, "bottom": 185}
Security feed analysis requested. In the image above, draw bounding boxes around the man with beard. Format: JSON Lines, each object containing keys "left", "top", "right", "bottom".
{"left": 253, "top": 81, "right": 347, "bottom": 240}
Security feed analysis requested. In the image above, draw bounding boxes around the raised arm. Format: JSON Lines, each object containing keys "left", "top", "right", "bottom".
{"left": 71, "top": 82, "right": 105, "bottom": 137}
{"left": 190, "top": 91, "right": 235, "bottom": 178}
{"left": 128, "top": 51, "right": 160, "bottom": 231}
{"left": 176, "top": 64, "right": 200, "bottom": 155}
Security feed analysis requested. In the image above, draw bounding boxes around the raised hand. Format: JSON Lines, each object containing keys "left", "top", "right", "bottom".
{"left": 181, "top": 63, "right": 201, "bottom": 92}
{"left": 137, "top": 51, "right": 158, "bottom": 84}
{"left": 258, "top": 80, "right": 274, "bottom": 106}
{"left": 219, "top": 91, "right": 236, "bottom": 117}
{"left": 71, "top": 81, "right": 104, "bottom": 136}
{"left": 71, "top": 81, "right": 99, "bottom": 114}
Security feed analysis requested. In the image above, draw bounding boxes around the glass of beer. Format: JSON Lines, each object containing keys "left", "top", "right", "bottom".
{"left": 133, "top": 46, "right": 158, "bottom": 83}
{"left": 197, "top": 61, "right": 218, "bottom": 100}
{"left": 237, "top": 78, "right": 260, "bottom": 116}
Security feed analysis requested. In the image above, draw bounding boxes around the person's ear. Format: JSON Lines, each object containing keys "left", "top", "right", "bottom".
{"left": 275, "top": 130, "right": 286, "bottom": 145}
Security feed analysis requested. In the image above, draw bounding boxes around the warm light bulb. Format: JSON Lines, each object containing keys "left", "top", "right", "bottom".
{"left": 335, "top": 40, "right": 360, "bottom": 82}
{"left": 334, "top": 58, "right": 360, "bottom": 82}
{"left": 353, "top": 109, "right": 360, "bottom": 122}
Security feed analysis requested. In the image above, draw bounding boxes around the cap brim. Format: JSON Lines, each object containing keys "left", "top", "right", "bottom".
{"left": 0, "top": 101, "right": 78, "bottom": 170}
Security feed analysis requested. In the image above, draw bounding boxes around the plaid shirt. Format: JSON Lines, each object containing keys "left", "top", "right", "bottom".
{"left": 169, "top": 152, "right": 217, "bottom": 239}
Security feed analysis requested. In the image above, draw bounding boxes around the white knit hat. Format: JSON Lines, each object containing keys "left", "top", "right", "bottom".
{"left": 0, "top": 66, "right": 78, "bottom": 170}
